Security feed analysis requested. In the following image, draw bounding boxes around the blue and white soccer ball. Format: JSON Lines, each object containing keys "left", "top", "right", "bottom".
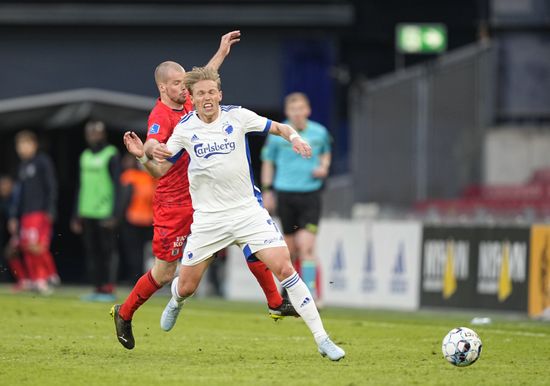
{"left": 441, "top": 327, "right": 482, "bottom": 367}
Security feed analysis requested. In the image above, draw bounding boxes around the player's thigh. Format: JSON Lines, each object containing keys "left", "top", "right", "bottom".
{"left": 234, "top": 206, "right": 286, "bottom": 255}
{"left": 177, "top": 258, "right": 212, "bottom": 296}
{"left": 254, "top": 246, "right": 295, "bottom": 281}
{"left": 152, "top": 203, "right": 193, "bottom": 263}
{"left": 35, "top": 211, "right": 53, "bottom": 249}
{"left": 181, "top": 218, "right": 234, "bottom": 267}
{"left": 284, "top": 234, "right": 298, "bottom": 259}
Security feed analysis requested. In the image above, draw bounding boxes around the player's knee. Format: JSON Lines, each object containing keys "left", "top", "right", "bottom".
{"left": 274, "top": 263, "right": 295, "bottom": 281}
{"left": 178, "top": 281, "right": 198, "bottom": 298}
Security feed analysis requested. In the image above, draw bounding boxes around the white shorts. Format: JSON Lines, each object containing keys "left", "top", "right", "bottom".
{"left": 181, "top": 205, "right": 287, "bottom": 266}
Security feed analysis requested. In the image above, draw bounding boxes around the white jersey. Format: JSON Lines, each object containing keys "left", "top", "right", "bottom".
{"left": 166, "top": 105, "right": 271, "bottom": 214}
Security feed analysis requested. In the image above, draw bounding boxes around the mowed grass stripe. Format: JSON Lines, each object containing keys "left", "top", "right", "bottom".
{"left": 1, "top": 286, "right": 549, "bottom": 386}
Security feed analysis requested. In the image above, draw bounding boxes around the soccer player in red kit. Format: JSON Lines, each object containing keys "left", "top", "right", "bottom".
{"left": 112, "top": 31, "right": 296, "bottom": 350}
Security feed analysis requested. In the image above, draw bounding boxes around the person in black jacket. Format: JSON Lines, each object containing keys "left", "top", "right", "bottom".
{"left": 8, "top": 130, "right": 59, "bottom": 295}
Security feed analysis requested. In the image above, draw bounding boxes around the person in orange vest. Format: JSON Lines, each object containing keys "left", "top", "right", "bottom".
{"left": 119, "top": 154, "right": 155, "bottom": 283}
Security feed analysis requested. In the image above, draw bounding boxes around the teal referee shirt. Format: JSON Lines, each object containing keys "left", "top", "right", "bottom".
{"left": 261, "top": 120, "right": 331, "bottom": 193}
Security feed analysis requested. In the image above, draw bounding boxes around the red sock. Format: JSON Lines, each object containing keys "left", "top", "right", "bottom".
{"left": 43, "top": 251, "right": 58, "bottom": 277}
{"left": 246, "top": 260, "right": 282, "bottom": 309}
{"left": 316, "top": 263, "right": 322, "bottom": 300}
{"left": 293, "top": 258, "right": 301, "bottom": 274}
{"left": 119, "top": 271, "right": 161, "bottom": 321}
{"left": 8, "top": 258, "right": 29, "bottom": 282}
{"left": 22, "top": 252, "right": 44, "bottom": 281}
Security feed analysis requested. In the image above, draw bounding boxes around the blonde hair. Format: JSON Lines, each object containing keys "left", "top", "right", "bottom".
{"left": 185, "top": 66, "right": 221, "bottom": 95}
{"left": 284, "top": 92, "right": 310, "bottom": 108}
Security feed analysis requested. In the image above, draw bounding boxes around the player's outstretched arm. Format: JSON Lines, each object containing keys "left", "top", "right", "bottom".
{"left": 268, "top": 121, "right": 312, "bottom": 159}
{"left": 151, "top": 143, "right": 174, "bottom": 163}
{"left": 206, "top": 30, "right": 241, "bottom": 71}
{"left": 123, "top": 131, "right": 172, "bottom": 178}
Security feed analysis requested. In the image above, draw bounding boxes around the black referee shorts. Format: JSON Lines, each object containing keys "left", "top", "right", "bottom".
{"left": 276, "top": 190, "right": 322, "bottom": 235}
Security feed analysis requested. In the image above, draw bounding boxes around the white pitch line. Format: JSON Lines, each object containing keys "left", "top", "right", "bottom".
{"left": 358, "top": 320, "right": 550, "bottom": 338}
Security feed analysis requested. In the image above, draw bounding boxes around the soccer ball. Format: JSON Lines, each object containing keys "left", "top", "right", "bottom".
{"left": 441, "top": 327, "right": 482, "bottom": 367}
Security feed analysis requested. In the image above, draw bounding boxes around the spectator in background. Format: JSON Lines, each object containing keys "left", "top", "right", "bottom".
{"left": 71, "top": 121, "right": 121, "bottom": 302}
{"left": 1, "top": 174, "right": 30, "bottom": 291}
{"left": 8, "top": 131, "right": 59, "bottom": 295}
{"left": 119, "top": 153, "right": 155, "bottom": 283}
{"left": 261, "top": 92, "right": 332, "bottom": 302}
{"left": 0, "top": 176, "right": 12, "bottom": 248}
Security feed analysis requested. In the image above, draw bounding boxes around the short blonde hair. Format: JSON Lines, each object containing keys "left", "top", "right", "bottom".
{"left": 185, "top": 66, "right": 221, "bottom": 95}
{"left": 284, "top": 92, "right": 310, "bottom": 108}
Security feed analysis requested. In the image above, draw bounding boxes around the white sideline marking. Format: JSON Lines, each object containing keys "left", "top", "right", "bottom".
{"left": 359, "top": 321, "right": 550, "bottom": 338}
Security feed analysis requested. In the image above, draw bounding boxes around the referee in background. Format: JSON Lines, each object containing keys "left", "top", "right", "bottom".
{"left": 261, "top": 92, "right": 331, "bottom": 303}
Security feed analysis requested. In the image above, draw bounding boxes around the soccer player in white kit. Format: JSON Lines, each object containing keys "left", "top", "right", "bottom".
{"left": 151, "top": 66, "right": 345, "bottom": 361}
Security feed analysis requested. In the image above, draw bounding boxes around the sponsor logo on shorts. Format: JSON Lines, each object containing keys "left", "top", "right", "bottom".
{"left": 263, "top": 237, "right": 282, "bottom": 244}
{"left": 187, "top": 251, "right": 193, "bottom": 259}
{"left": 173, "top": 236, "right": 186, "bottom": 248}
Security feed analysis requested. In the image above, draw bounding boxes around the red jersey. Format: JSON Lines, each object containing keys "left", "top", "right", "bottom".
{"left": 147, "top": 98, "right": 193, "bottom": 205}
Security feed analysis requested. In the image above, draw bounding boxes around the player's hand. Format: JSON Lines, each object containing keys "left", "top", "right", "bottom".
{"left": 123, "top": 131, "right": 145, "bottom": 158}
{"left": 262, "top": 190, "right": 276, "bottom": 214}
{"left": 100, "top": 217, "right": 117, "bottom": 230}
{"left": 7, "top": 218, "right": 18, "bottom": 236}
{"left": 291, "top": 137, "right": 312, "bottom": 159}
{"left": 28, "top": 242, "right": 44, "bottom": 254}
{"left": 312, "top": 165, "right": 329, "bottom": 179}
{"left": 218, "top": 30, "right": 241, "bottom": 57}
{"left": 152, "top": 143, "right": 173, "bottom": 163}
{"left": 70, "top": 218, "right": 82, "bottom": 234}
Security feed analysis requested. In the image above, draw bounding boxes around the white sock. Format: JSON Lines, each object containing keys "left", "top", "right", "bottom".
{"left": 281, "top": 272, "right": 328, "bottom": 345}
{"left": 171, "top": 277, "right": 186, "bottom": 304}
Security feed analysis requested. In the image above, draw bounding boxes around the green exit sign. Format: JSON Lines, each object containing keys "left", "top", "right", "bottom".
{"left": 396, "top": 23, "right": 447, "bottom": 54}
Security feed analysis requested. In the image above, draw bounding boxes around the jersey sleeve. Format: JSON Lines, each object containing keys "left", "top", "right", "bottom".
{"left": 146, "top": 113, "right": 173, "bottom": 144}
{"left": 166, "top": 123, "right": 187, "bottom": 161}
{"left": 238, "top": 107, "right": 271, "bottom": 135}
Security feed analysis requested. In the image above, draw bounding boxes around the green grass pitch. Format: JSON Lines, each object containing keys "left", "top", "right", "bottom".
{"left": 1, "top": 286, "right": 549, "bottom": 385}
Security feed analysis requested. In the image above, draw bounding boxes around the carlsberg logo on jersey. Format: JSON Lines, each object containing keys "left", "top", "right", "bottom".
{"left": 193, "top": 138, "right": 236, "bottom": 159}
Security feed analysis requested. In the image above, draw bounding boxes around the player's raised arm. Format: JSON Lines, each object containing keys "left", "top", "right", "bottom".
{"left": 206, "top": 30, "right": 241, "bottom": 71}
{"left": 123, "top": 131, "right": 172, "bottom": 178}
{"left": 268, "top": 121, "right": 312, "bottom": 159}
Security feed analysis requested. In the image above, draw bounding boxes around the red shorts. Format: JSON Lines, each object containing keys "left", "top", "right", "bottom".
{"left": 20, "top": 211, "right": 52, "bottom": 251}
{"left": 152, "top": 202, "right": 194, "bottom": 262}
